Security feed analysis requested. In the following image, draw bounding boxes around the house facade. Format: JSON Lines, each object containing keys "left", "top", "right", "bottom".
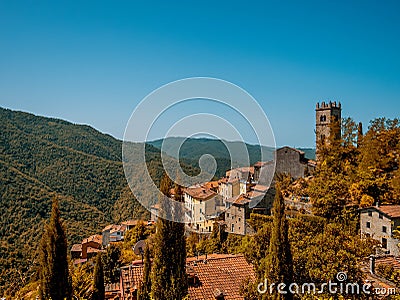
{"left": 275, "top": 146, "right": 315, "bottom": 179}
{"left": 184, "top": 186, "right": 224, "bottom": 233}
{"left": 225, "top": 194, "right": 252, "bottom": 235}
{"left": 360, "top": 205, "right": 400, "bottom": 256}
{"left": 218, "top": 177, "right": 240, "bottom": 201}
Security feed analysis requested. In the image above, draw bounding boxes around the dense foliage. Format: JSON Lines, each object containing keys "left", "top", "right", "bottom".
{"left": 309, "top": 117, "right": 400, "bottom": 220}
{"left": 0, "top": 107, "right": 197, "bottom": 296}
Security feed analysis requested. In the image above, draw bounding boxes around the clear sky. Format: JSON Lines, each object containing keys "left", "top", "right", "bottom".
{"left": 1, "top": 0, "right": 399, "bottom": 147}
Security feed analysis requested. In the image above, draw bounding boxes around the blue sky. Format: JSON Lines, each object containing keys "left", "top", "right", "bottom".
{"left": 1, "top": 0, "right": 399, "bottom": 147}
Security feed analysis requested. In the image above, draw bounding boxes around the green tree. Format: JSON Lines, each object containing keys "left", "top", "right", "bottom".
{"left": 357, "top": 121, "right": 363, "bottom": 148}
{"left": 38, "top": 197, "right": 71, "bottom": 300}
{"left": 71, "top": 263, "right": 93, "bottom": 300}
{"left": 151, "top": 173, "right": 188, "bottom": 300}
{"left": 356, "top": 118, "right": 400, "bottom": 204}
{"left": 92, "top": 253, "right": 105, "bottom": 300}
{"left": 309, "top": 117, "right": 358, "bottom": 219}
{"left": 102, "top": 244, "right": 121, "bottom": 284}
{"left": 264, "top": 186, "right": 293, "bottom": 300}
{"left": 138, "top": 243, "right": 151, "bottom": 300}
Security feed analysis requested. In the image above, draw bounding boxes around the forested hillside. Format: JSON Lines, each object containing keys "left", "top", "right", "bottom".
{"left": 0, "top": 107, "right": 197, "bottom": 295}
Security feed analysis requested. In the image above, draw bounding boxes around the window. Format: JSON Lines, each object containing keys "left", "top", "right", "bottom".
{"left": 368, "top": 211, "right": 372, "bottom": 217}
{"left": 231, "top": 224, "right": 235, "bottom": 232}
{"left": 227, "top": 213, "right": 229, "bottom": 217}
{"left": 366, "top": 222, "right": 371, "bottom": 228}
{"left": 238, "top": 217, "right": 241, "bottom": 222}
{"left": 383, "top": 226, "right": 387, "bottom": 233}
{"left": 382, "top": 238, "right": 388, "bottom": 249}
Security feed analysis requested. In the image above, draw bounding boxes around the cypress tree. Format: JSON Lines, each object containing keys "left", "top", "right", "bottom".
{"left": 151, "top": 173, "right": 188, "bottom": 300}
{"left": 39, "top": 197, "right": 71, "bottom": 300}
{"left": 171, "top": 179, "right": 188, "bottom": 299}
{"left": 138, "top": 243, "right": 151, "bottom": 300}
{"left": 357, "top": 121, "right": 363, "bottom": 148}
{"left": 151, "top": 173, "right": 173, "bottom": 299}
{"left": 265, "top": 186, "right": 293, "bottom": 300}
{"left": 92, "top": 253, "right": 105, "bottom": 300}
{"left": 102, "top": 244, "right": 121, "bottom": 284}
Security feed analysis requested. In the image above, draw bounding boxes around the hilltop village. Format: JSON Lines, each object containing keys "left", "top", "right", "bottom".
{"left": 63, "top": 101, "right": 400, "bottom": 299}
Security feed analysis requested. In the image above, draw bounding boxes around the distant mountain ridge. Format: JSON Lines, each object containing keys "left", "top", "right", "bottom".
{"left": 148, "top": 137, "right": 315, "bottom": 177}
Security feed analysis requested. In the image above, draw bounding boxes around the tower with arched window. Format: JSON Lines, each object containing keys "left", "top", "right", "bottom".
{"left": 315, "top": 101, "right": 341, "bottom": 155}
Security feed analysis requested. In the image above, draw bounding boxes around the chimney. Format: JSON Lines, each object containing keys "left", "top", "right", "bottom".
{"left": 376, "top": 201, "right": 380, "bottom": 208}
{"left": 369, "top": 255, "right": 375, "bottom": 275}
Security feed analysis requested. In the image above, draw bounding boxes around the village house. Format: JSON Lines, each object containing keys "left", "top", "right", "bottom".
{"left": 121, "top": 220, "right": 139, "bottom": 231}
{"left": 225, "top": 194, "right": 253, "bottom": 235}
{"left": 184, "top": 186, "right": 224, "bottom": 233}
{"left": 218, "top": 177, "right": 240, "bottom": 201}
{"left": 275, "top": 146, "right": 315, "bottom": 179}
{"left": 102, "top": 224, "right": 127, "bottom": 247}
{"left": 71, "top": 234, "right": 103, "bottom": 263}
{"left": 360, "top": 205, "right": 400, "bottom": 256}
{"left": 105, "top": 254, "right": 255, "bottom": 300}
{"left": 225, "top": 166, "right": 254, "bottom": 182}
{"left": 224, "top": 186, "right": 274, "bottom": 236}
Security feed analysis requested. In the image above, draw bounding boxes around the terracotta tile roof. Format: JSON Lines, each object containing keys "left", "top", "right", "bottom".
{"left": 226, "top": 166, "right": 255, "bottom": 177}
{"left": 360, "top": 256, "right": 399, "bottom": 292}
{"left": 110, "top": 225, "right": 127, "bottom": 234}
{"left": 253, "top": 161, "right": 269, "bottom": 167}
{"left": 185, "top": 187, "right": 217, "bottom": 200}
{"left": 252, "top": 184, "right": 269, "bottom": 192}
{"left": 247, "top": 190, "right": 265, "bottom": 199}
{"left": 225, "top": 194, "right": 251, "bottom": 206}
{"left": 118, "top": 254, "right": 255, "bottom": 300}
{"left": 362, "top": 205, "right": 400, "bottom": 218}
{"left": 203, "top": 180, "right": 219, "bottom": 190}
{"left": 73, "top": 258, "right": 87, "bottom": 265}
{"left": 82, "top": 234, "right": 102, "bottom": 245}
{"left": 86, "top": 246, "right": 104, "bottom": 254}
{"left": 71, "top": 243, "right": 82, "bottom": 252}
{"left": 375, "top": 255, "right": 400, "bottom": 271}
{"left": 377, "top": 205, "right": 400, "bottom": 218}
{"left": 121, "top": 220, "right": 139, "bottom": 227}
{"left": 102, "top": 224, "right": 116, "bottom": 232}
{"left": 218, "top": 177, "right": 239, "bottom": 184}
{"left": 187, "top": 254, "right": 255, "bottom": 300}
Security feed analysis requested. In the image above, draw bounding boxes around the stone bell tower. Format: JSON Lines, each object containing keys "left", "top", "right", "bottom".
{"left": 315, "top": 101, "right": 341, "bottom": 156}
